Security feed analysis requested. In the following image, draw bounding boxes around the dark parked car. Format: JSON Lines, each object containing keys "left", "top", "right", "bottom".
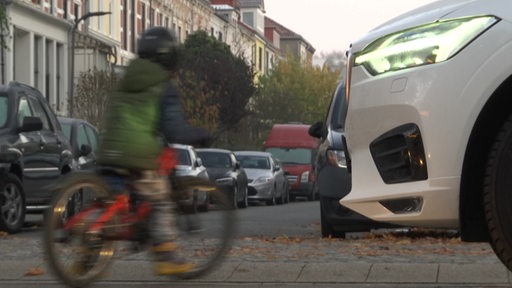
{"left": 0, "top": 81, "right": 73, "bottom": 232}
{"left": 234, "top": 151, "right": 289, "bottom": 205}
{"left": 309, "top": 81, "right": 397, "bottom": 238}
{"left": 58, "top": 117, "right": 99, "bottom": 170}
{"left": 196, "top": 148, "right": 248, "bottom": 209}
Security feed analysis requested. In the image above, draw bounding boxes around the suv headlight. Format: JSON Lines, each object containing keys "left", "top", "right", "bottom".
{"left": 354, "top": 16, "right": 499, "bottom": 75}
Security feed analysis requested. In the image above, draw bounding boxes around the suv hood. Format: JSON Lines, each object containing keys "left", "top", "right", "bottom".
{"left": 350, "top": 0, "right": 477, "bottom": 52}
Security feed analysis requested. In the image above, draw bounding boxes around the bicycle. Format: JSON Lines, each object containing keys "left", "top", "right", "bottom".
{"left": 43, "top": 167, "right": 236, "bottom": 288}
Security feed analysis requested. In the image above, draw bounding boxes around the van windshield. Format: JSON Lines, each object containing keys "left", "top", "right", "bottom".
{"left": 265, "top": 147, "right": 312, "bottom": 165}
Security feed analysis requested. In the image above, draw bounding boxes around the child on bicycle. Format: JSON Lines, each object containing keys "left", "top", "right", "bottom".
{"left": 97, "top": 26, "right": 210, "bottom": 275}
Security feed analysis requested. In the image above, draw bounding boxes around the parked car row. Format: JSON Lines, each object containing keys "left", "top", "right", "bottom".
{"left": 0, "top": 79, "right": 386, "bottom": 239}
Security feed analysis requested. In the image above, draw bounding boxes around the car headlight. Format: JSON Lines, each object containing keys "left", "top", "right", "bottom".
{"left": 354, "top": 15, "right": 499, "bottom": 75}
{"left": 253, "top": 176, "right": 272, "bottom": 184}
{"left": 215, "top": 177, "right": 234, "bottom": 185}
{"left": 300, "top": 171, "right": 310, "bottom": 183}
{"left": 327, "top": 149, "right": 347, "bottom": 168}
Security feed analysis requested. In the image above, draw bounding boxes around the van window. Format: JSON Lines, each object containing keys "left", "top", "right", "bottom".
{"left": 265, "top": 147, "right": 312, "bottom": 165}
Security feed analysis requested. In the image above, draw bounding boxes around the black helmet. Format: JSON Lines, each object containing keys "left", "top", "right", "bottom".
{"left": 137, "top": 27, "right": 180, "bottom": 71}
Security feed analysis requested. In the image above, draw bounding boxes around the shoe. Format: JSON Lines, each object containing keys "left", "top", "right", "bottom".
{"left": 152, "top": 242, "right": 194, "bottom": 275}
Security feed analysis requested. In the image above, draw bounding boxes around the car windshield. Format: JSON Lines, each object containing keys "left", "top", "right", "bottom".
{"left": 176, "top": 148, "right": 192, "bottom": 166}
{"left": 197, "top": 152, "right": 232, "bottom": 168}
{"left": 265, "top": 147, "right": 312, "bottom": 165}
{"left": 0, "top": 95, "right": 7, "bottom": 128}
{"left": 237, "top": 155, "right": 270, "bottom": 170}
{"left": 60, "top": 122, "right": 72, "bottom": 142}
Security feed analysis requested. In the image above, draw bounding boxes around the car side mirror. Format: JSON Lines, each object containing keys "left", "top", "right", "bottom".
{"left": 309, "top": 121, "right": 323, "bottom": 139}
{"left": 235, "top": 161, "right": 240, "bottom": 171}
{"left": 79, "top": 144, "right": 92, "bottom": 156}
{"left": 196, "top": 157, "right": 203, "bottom": 167}
{"left": 18, "top": 116, "right": 43, "bottom": 133}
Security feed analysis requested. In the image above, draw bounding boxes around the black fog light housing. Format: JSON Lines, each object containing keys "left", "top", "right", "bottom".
{"left": 380, "top": 197, "right": 423, "bottom": 214}
{"left": 370, "top": 123, "right": 427, "bottom": 184}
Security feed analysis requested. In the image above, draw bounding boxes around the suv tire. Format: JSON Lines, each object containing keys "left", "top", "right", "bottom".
{"left": 484, "top": 114, "right": 512, "bottom": 271}
{"left": 0, "top": 173, "right": 26, "bottom": 233}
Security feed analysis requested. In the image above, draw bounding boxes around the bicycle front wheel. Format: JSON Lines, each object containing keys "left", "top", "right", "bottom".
{"left": 43, "top": 171, "right": 116, "bottom": 288}
{"left": 173, "top": 178, "right": 236, "bottom": 279}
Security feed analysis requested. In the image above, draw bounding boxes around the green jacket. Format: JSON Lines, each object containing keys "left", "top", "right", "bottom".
{"left": 97, "top": 58, "right": 168, "bottom": 171}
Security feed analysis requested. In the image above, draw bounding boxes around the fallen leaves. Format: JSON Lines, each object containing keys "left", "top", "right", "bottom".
{"left": 24, "top": 268, "right": 44, "bottom": 276}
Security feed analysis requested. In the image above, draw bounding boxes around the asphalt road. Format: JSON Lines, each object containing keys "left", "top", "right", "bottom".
{"left": 1, "top": 200, "right": 508, "bottom": 287}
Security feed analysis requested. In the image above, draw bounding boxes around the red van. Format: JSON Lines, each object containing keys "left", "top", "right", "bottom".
{"left": 263, "top": 124, "right": 320, "bottom": 201}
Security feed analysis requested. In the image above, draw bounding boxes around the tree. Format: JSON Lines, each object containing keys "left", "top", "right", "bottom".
{"left": 177, "top": 30, "right": 255, "bottom": 145}
{"left": 73, "top": 67, "right": 117, "bottom": 128}
{"left": 253, "top": 54, "right": 341, "bottom": 133}
{"left": 0, "top": 2, "right": 11, "bottom": 50}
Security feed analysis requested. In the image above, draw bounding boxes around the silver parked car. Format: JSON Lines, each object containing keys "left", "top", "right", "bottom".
{"left": 234, "top": 151, "right": 289, "bottom": 205}
{"left": 169, "top": 143, "right": 210, "bottom": 212}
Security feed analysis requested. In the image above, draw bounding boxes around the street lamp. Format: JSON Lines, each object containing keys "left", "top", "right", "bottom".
{"left": 69, "top": 11, "right": 111, "bottom": 117}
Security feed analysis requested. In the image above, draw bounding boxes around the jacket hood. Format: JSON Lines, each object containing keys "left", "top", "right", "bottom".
{"left": 118, "top": 58, "right": 169, "bottom": 92}
{"left": 350, "top": 0, "right": 477, "bottom": 52}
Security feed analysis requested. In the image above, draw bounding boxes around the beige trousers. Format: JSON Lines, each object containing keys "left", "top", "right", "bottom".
{"left": 133, "top": 170, "right": 177, "bottom": 243}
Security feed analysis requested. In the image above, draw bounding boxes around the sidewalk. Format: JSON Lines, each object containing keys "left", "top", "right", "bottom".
{"left": 1, "top": 228, "right": 510, "bottom": 286}
{"left": 0, "top": 258, "right": 510, "bottom": 286}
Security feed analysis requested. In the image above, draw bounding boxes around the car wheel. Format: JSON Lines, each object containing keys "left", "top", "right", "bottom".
{"left": 239, "top": 186, "right": 248, "bottom": 208}
{"left": 266, "top": 188, "right": 276, "bottom": 206}
{"left": 276, "top": 185, "right": 284, "bottom": 205}
{"left": 0, "top": 173, "right": 26, "bottom": 233}
{"left": 232, "top": 185, "right": 239, "bottom": 209}
{"left": 484, "top": 115, "right": 512, "bottom": 272}
{"left": 320, "top": 196, "right": 345, "bottom": 238}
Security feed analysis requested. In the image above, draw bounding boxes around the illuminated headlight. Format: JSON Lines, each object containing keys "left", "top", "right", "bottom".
{"left": 300, "top": 171, "right": 309, "bottom": 183}
{"left": 215, "top": 177, "right": 233, "bottom": 185}
{"left": 327, "top": 149, "right": 347, "bottom": 168}
{"left": 354, "top": 16, "right": 499, "bottom": 75}
{"left": 253, "top": 176, "right": 272, "bottom": 184}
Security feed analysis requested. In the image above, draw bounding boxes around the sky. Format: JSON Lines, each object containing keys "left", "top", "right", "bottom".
{"left": 264, "top": 0, "right": 440, "bottom": 55}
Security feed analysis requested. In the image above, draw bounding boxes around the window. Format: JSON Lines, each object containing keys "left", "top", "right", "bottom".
{"left": 176, "top": 149, "right": 192, "bottom": 166}
{"left": 60, "top": 122, "right": 72, "bottom": 141}
{"left": 76, "top": 125, "right": 89, "bottom": 150}
{"left": 17, "top": 97, "right": 33, "bottom": 127}
{"left": 258, "top": 47, "right": 263, "bottom": 71}
{"left": 28, "top": 96, "right": 51, "bottom": 130}
{"left": 84, "top": 124, "right": 98, "bottom": 152}
{"left": 242, "top": 12, "right": 254, "bottom": 28}
{"left": 141, "top": 2, "right": 146, "bottom": 31}
{"left": 265, "top": 148, "right": 313, "bottom": 165}
{"left": 0, "top": 95, "right": 7, "bottom": 128}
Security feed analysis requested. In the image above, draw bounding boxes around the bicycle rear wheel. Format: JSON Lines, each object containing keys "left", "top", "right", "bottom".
{"left": 173, "top": 178, "right": 236, "bottom": 279}
{"left": 43, "top": 171, "right": 116, "bottom": 288}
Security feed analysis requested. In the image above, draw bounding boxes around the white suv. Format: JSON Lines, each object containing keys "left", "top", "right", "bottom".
{"left": 341, "top": 0, "right": 512, "bottom": 271}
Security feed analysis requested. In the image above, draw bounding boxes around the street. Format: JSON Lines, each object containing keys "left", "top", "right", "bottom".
{"left": 0, "top": 200, "right": 508, "bottom": 287}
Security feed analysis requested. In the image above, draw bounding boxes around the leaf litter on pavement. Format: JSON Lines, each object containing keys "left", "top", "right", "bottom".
{"left": 229, "top": 228, "right": 494, "bottom": 261}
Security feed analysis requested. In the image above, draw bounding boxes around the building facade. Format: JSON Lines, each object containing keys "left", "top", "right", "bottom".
{"left": 0, "top": 0, "right": 314, "bottom": 116}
